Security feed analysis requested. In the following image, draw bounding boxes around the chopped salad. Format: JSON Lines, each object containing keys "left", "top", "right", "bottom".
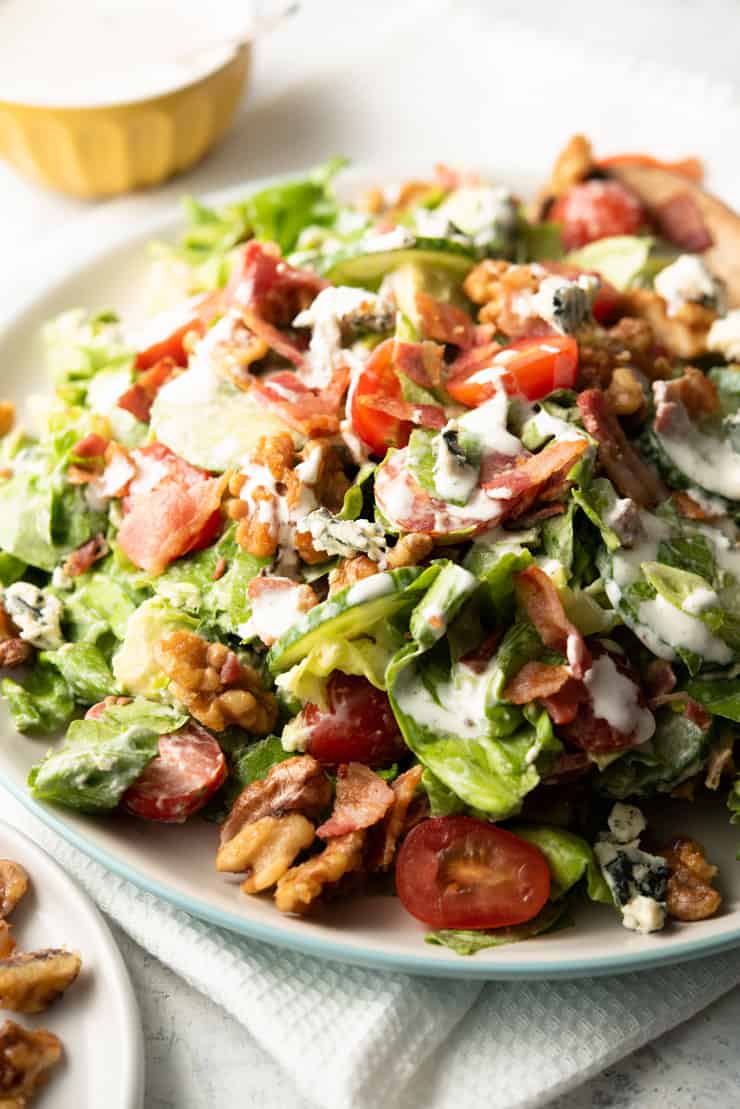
{"left": 4, "top": 134, "right": 740, "bottom": 953}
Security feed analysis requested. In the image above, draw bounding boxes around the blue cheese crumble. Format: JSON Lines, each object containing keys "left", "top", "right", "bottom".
{"left": 594, "top": 803, "right": 668, "bottom": 934}
{"left": 3, "top": 582, "right": 64, "bottom": 649}
{"left": 531, "top": 274, "right": 600, "bottom": 335}
{"left": 304, "top": 508, "right": 388, "bottom": 562}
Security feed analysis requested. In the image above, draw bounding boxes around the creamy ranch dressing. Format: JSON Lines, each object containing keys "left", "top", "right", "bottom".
{"left": 583, "top": 653, "right": 655, "bottom": 743}
{"left": 0, "top": 1, "right": 251, "bottom": 107}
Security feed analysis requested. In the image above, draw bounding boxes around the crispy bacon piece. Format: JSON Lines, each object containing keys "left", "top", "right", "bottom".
{"left": 230, "top": 240, "right": 327, "bottom": 322}
{"left": 368, "top": 765, "right": 424, "bottom": 871}
{"left": 96, "top": 441, "right": 136, "bottom": 499}
{"left": 393, "top": 339, "right": 446, "bottom": 389}
{"left": 655, "top": 193, "right": 713, "bottom": 252}
{"left": 655, "top": 367, "right": 719, "bottom": 423}
{"left": 316, "top": 762, "right": 394, "bottom": 840}
{"left": 483, "top": 437, "right": 589, "bottom": 519}
{"left": 359, "top": 393, "right": 447, "bottom": 430}
{"left": 502, "top": 661, "right": 572, "bottom": 705}
{"left": 541, "top": 677, "right": 589, "bottom": 725}
{"left": 117, "top": 357, "right": 178, "bottom": 422}
{"left": 73, "top": 433, "right": 109, "bottom": 459}
{"left": 514, "top": 566, "right": 590, "bottom": 679}
{"left": 250, "top": 369, "right": 346, "bottom": 437}
{"left": 220, "top": 755, "right": 331, "bottom": 846}
{"left": 541, "top": 750, "right": 592, "bottom": 784}
{"left": 62, "top": 534, "right": 109, "bottom": 579}
{"left": 577, "top": 388, "right": 666, "bottom": 507}
{"left": 414, "top": 292, "right": 475, "bottom": 349}
{"left": 560, "top": 644, "right": 651, "bottom": 752}
{"left": 645, "top": 659, "right": 677, "bottom": 704}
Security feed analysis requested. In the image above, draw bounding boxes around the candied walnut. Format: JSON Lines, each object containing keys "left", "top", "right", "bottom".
{"left": 654, "top": 366, "right": 719, "bottom": 422}
{"left": 0, "top": 1021, "right": 62, "bottom": 1104}
{"left": 606, "top": 366, "right": 647, "bottom": 418}
{"left": 154, "top": 630, "right": 277, "bottom": 734}
{"left": 662, "top": 837, "right": 722, "bottom": 922}
{"left": 0, "top": 403, "right": 14, "bottom": 439}
{"left": 0, "top": 925, "right": 14, "bottom": 960}
{"left": 0, "top": 864, "right": 28, "bottom": 921}
{"left": 216, "top": 813, "right": 315, "bottom": 893}
{"left": 300, "top": 439, "right": 351, "bottom": 512}
{"left": 622, "top": 288, "right": 716, "bottom": 361}
{"left": 463, "top": 260, "right": 543, "bottom": 337}
{"left": 328, "top": 555, "right": 378, "bottom": 596}
{"left": 0, "top": 950, "right": 81, "bottom": 1014}
{"left": 274, "top": 830, "right": 366, "bottom": 915}
{"left": 0, "top": 607, "right": 33, "bottom": 670}
{"left": 220, "top": 755, "right": 331, "bottom": 845}
{"left": 368, "top": 765, "right": 424, "bottom": 871}
{"left": 578, "top": 316, "right": 673, "bottom": 389}
{"left": 386, "top": 533, "right": 433, "bottom": 569}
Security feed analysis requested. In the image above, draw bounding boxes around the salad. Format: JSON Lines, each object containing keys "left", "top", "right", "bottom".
{"left": 2, "top": 134, "right": 739, "bottom": 954}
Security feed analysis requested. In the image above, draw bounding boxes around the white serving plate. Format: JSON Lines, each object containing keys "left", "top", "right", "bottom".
{"left": 0, "top": 172, "right": 739, "bottom": 980}
{"left": 0, "top": 819, "right": 144, "bottom": 1107}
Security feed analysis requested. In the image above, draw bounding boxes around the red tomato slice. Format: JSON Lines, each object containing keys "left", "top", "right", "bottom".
{"left": 396, "top": 816, "right": 551, "bottom": 929}
{"left": 302, "top": 673, "right": 407, "bottom": 766}
{"left": 122, "top": 722, "right": 227, "bottom": 823}
{"left": 447, "top": 336, "right": 578, "bottom": 407}
{"left": 134, "top": 293, "right": 222, "bottom": 370}
{"left": 350, "top": 339, "right": 412, "bottom": 456}
{"left": 549, "top": 179, "right": 646, "bottom": 249}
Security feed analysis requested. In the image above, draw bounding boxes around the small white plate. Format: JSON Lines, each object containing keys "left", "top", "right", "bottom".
{"left": 0, "top": 820, "right": 144, "bottom": 1109}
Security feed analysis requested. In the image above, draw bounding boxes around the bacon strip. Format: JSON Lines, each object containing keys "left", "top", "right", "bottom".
{"left": 250, "top": 370, "right": 344, "bottom": 437}
{"left": 414, "top": 293, "right": 475, "bottom": 349}
{"left": 62, "top": 534, "right": 109, "bottom": 578}
{"left": 359, "top": 393, "right": 447, "bottom": 429}
{"left": 483, "top": 437, "right": 589, "bottom": 518}
{"left": 368, "top": 764, "right": 424, "bottom": 871}
{"left": 316, "top": 762, "right": 394, "bottom": 840}
{"left": 514, "top": 566, "right": 590, "bottom": 678}
{"left": 73, "top": 433, "right": 109, "bottom": 458}
{"left": 577, "top": 388, "right": 666, "bottom": 507}
{"left": 655, "top": 193, "right": 713, "bottom": 252}
{"left": 502, "top": 661, "right": 572, "bottom": 704}
{"left": 117, "top": 473, "right": 227, "bottom": 575}
{"left": 118, "top": 358, "right": 178, "bottom": 422}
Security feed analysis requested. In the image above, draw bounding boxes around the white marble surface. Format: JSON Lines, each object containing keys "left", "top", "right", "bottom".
{"left": 2, "top": 1, "right": 740, "bottom": 1106}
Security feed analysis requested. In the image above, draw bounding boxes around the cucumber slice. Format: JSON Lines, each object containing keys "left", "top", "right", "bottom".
{"left": 318, "top": 238, "right": 476, "bottom": 289}
{"left": 150, "top": 369, "right": 297, "bottom": 472}
{"left": 267, "top": 565, "right": 439, "bottom": 673}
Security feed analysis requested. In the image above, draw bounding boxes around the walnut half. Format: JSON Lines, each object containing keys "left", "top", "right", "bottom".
{"left": 0, "top": 1020, "right": 62, "bottom": 1105}
{"left": 0, "top": 864, "right": 28, "bottom": 921}
{"left": 662, "top": 838, "right": 722, "bottom": 922}
{"left": 274, "top": 831, "right": 366, "bottom": 915}
{"left": 154, "top": 630, "right": 277, "bottom": 734}
{"left": 216, "top": 813, "right": 315, "bottom": 894}
{"left": 0, "top": 950, "right": 81, "bottom": 1014}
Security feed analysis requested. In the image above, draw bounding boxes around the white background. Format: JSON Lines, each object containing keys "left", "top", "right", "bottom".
{"left": 2, "top": 1, "right": 740, "bottom": 1106}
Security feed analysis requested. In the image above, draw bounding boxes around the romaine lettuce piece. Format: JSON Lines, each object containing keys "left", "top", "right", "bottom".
{"left": 112, "top": 598, "right": 196, "bottom": 697}
{"left": 275, "top": 637, "right": 390, "bottom": 711}
{"left": 29, "top": 699, "right": 187, "bottom": 812}
{"left": 688, "top": 674, "right": 740, "bottom": 721}
{"left": 426, "top": 900, "right": 569, "bottom": 955}
{"left": 63, "top": 567, "right": 141, "bottom": 644}
{"left": 513, "top": 825, "right": 613, "bottom": 903}
{"left": 0, "top": 552, "right": 27, "bottom": 587}
{"left": 597, "top": 704, "right": 709, "bottom": 798}
{"left": 1, "top": 665, "right": 75, "bottom": 736}
{"left": 44, "top": 309, "right": 134, "bottom": 406}
{"left": 41, "top": 642, "right": 117, "bottom": 703}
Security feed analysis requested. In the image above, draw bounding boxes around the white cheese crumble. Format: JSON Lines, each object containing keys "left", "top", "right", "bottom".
{"left": 304, "top": 507, "right": 387, "bottom": 562}
{"left": 621, "top": 894, "right": 666, "bottom": 934}
{"left": 654, "top": 253, "right": 724, "bottom": 317}
{"left": 595, "top": 803, "right": 667, "bottom": 935}
{"left": 607, "top": 802, "right": 647, "bottom": 845}
{"left": 3, "top": 582, "right": 64, "bottom": 649}
{"left": 531, "top": 274, "right": 599, "bottom": 335}
{"left": 293, "top": 285, "right": 392, "bottom": 389}
{"left": 708, "top": 308, "right": 740, "bottom": 363}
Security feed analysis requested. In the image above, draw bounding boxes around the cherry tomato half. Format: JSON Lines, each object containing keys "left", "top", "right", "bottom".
{"left": 396, "top": 816, "right": 551, "bottom": 929}
{"left": 302, "top": 672, "right": 407, "bottom": 766}
{"left": 122, "top": 722, "right": 227, "bottom": 823}
{"left": 350, "top": 339, "right": 412, "bottom": 456}
{"left": 446, "top": 335, "right": 578, "bottom": 407}
{"left": 549, "top": 179, "right": 646, "bottom": 249}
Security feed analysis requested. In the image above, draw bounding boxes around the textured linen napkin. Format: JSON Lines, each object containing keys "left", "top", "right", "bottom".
{"left": 5, "top": 792, "right": 740, "bottom": 1109}
{"left": 3, "top": 5, "right": 740, "bottom": 1107}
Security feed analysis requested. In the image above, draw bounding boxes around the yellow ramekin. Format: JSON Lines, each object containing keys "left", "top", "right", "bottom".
{"left": 0, "top": 44, "right": 251, "bottom": 199}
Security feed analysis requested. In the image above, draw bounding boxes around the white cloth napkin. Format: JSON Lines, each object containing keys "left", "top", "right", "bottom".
{"left": 5, "top": 792, "right": 740, "bottom": 1109}
{"left": 2, "top": 5, "right": 740, "bottom": 1107}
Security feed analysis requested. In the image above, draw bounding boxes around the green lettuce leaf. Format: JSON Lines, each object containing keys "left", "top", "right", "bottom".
{"left": 41, "top": 642, "right": 117, "bottom": 703}
{"left": 1, "top": 665, "right": 75, "bottom": 736}
{"left": 203, "top": 735, "right": 292, "bottom": 824}
{"left": 275, "top": 637, "right": 390, "bottom": 711}
{"left": 245, "top": 158, "right": 347, "bottom": 253}
{"left": 29, "top": 699, "right": 187, "bottom": 812}
{"left": 597, "top": 704, "right": 710, "bottom": 798}
{"left": 425, "top": 900, "right": 570, "bottom": 955}
{"left": 688, "top": 674, "right": 740, "bottom": 721}
{"left": 513, "top": 825, "right": 613, "bottom": 903}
